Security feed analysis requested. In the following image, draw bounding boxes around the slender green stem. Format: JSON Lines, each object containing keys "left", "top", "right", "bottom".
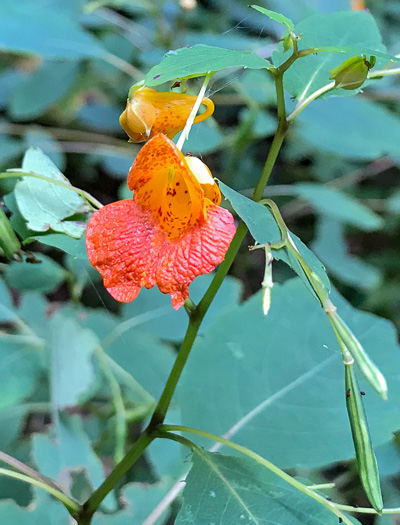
{"left": 78, "top": 431, "right": 154, "bottom": 523}
{"left": 157, "top": 427, "right": 354, "bottom": 525}
{"left": 80, "top": 43, "right": 298, "bottom": 520}
{"left": 252, "top": 74, "right": 288, "bottom": 201}
{"left": 0, "top": 172, "right": 103, "bottom": 210}
{"left": 287, "top": 82, "right": 335, "bottom": 122}
{"left": 0, "top": 451, "right": 60, "bottom": 491}
{"left": 0, "top": 467, "right": 80, "bottom": 518}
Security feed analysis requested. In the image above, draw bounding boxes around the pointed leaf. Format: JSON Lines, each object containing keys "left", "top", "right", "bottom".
{"left": 145, "top": 45, "right": 271, "bottom": 87}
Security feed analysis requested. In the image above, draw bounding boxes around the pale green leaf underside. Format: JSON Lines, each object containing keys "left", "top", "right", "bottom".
{"left": 145, "top": 45, "right": 272, "bottom": 86}
{"left": 14, "top": 148, "right": 87, "bottom": 238}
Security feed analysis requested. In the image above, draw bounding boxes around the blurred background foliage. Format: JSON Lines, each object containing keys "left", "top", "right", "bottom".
{"left": 1, "top": 0, "right": 400, "bottom": 523}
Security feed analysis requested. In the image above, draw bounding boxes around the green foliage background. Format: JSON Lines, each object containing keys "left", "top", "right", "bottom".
{"left": 1, "top": 0, "right": 400, "bottom": 523}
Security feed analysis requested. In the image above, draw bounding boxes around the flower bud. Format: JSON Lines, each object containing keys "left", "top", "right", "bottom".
{"left": 281, "top": 33, "right": 293, "bottom": 52}
{"left": 120, "top": 87, "right": 214, "bottom": 143}
{"left": 0, "top": 208, "right": 21, "bottom": 261}
{"left": 329, "top": 55, "right": 375, "bottom": 91}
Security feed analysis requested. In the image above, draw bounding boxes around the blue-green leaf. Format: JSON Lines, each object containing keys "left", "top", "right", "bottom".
{"left": 273, "top": 11, "right": 389, "bottom": 100}
{"left": 145, "top": 45, "right": 272, "bottom": 87}
{"left": 5, "top": 254, "right": 66, "bottom": 293}
{"left": 176, "top": 279, "right": 400, "bottom": 468}
{"left": 10, "top": 61, "right": 80, "bottom": 120}
{"left": 294, "top": 183, "right": 384, "bottom": 231}
{"left": 313, "top": 218, "right": 382, "bottom": 290}
{"left": 177, "top": 452, "right": 360, "bottom": 524}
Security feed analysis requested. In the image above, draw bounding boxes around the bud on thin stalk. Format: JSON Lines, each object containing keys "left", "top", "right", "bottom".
{"left": 331, "top": 312, "right": 387, "bottom": 399}
{"left": 261, "top": 244, "right": 273, "bottom": 315}
{"left": 345, "top": 364, "right": 383, "bottom": 513}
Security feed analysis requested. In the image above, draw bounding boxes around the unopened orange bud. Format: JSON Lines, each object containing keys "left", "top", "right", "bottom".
{"left": 120, "top": 87, "right": 214, "bottom": 143}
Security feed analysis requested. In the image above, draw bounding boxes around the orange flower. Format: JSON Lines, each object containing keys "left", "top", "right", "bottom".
{"left": 119, "top": 87, "right": 214, "bottom": 142}
{"left": 351, "top": 0, "right": 366, "bottom": 9}
{"left": 86, "top": 134, "right": 235, "bottom": 309}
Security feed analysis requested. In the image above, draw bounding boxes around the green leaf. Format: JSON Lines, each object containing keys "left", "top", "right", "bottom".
{"left": 176, "top": 279, "right": 400, "bottom": 468}
{"left": 13, "top": 148, "right": 88, "bottom": 237}
{"left": 0, "top": 279, "right": 17, "bottom": 322}
{"left": 4, "top": 192, "right": 87, "bottom": 258}
{"left": 0, "top": 489, "right": 69, "bottom": 525}
{"left": 105, "top": 330, "right": 175, "bottom": 401}
{"left": 251, "top": 5, "right": 295, "bottom": 31}
{"left": 0, "top": 2, "right": 103, "bottom": 59}
{"left": 120, "top": 273, "right": 242, "bottom": 341}
{"left": 24, "top": 130, "right": 66, "bottom": 172}
{"left": 387, "top": 189, "right": 400, "bottom": 214}
{"left": 0, "top": 404, "right": 32, "bottom": 450}
{"left": 5, "top": 254, "right": 66, "bottom": 293}
{"left": 312, "top": 218, "right": 382, "bottom": 290}
{"left": 176, "top": 452, "right": 360, "bottom": 524}
{"left": 33, "top": 414, "right": 116, "bottom": 510}
{"left": 0, "top": 333, "right": 44, "bottom": 410}
{"left": 181, "top": 121, "right": 223, "bottom": 155}
{"left": 294, "top": 183, "right": 384, "bottom": 231}
{"left": 10, "top": 61, "right": 80, "bottom": 120}
{"left": 273, "top": 11, "right": 388, "bottom": 100}
{"left": 0, "top": 136, "right": 26, "bottom": 168}
{"left": 145, "top": 45, "right": 272, "bottom": 87}
{"left": 92, "top": 482, "right": 170, "bottom": 524}
{"left": 50, "top": 314, "right": 98, "bottom": 410}
{"left": 219, "top": 181, "right": 330, "bottom": 300}
{"left": 37, "top": 234, "right": 89, "bottom": 260}
{"left": 297, "top": 97, "right": 400, "bottom": 160}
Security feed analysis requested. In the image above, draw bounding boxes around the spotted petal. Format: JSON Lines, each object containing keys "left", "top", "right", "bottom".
{"left": 86, "top": 199, "right": 236, "bottom": 309}
{"left": 128, "top": 134, "right": 205, "bottom": 239}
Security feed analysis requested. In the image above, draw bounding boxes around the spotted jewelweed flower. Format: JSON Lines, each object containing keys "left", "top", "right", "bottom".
{"left": 119, "top": 87, "right": 214, "bottom": 143}
{"left": 86, "top": 134, "right": 236, "bottom": 309}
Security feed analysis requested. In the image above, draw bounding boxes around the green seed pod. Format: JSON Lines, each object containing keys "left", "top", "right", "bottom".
{"left": 0, "top": 208, "right": 21, "bottom": 260}
{"left": 331, "top": 312, "right": 387, "bottom": 399}
{"left": 345, "top": 364, "right": 383, "bottom": 513}
{"left": 329, "top": 55, "right": 375, "bottom": 90}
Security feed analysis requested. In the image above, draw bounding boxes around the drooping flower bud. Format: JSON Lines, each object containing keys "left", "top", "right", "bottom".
{"left": 120, "top": 87, "right": 214, "bottom": 143}
{"left": 329, "top": 55, "right": 376, "bottom": 91}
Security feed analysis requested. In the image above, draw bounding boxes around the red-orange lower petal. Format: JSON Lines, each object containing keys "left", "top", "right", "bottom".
{"left": 85, "top": 199, "right": 236, "bottom": 309}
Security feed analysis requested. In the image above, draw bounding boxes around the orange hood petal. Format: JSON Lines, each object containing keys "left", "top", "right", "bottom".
{"left": 86, "top": 199, "right": 236, "bottom": 309}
